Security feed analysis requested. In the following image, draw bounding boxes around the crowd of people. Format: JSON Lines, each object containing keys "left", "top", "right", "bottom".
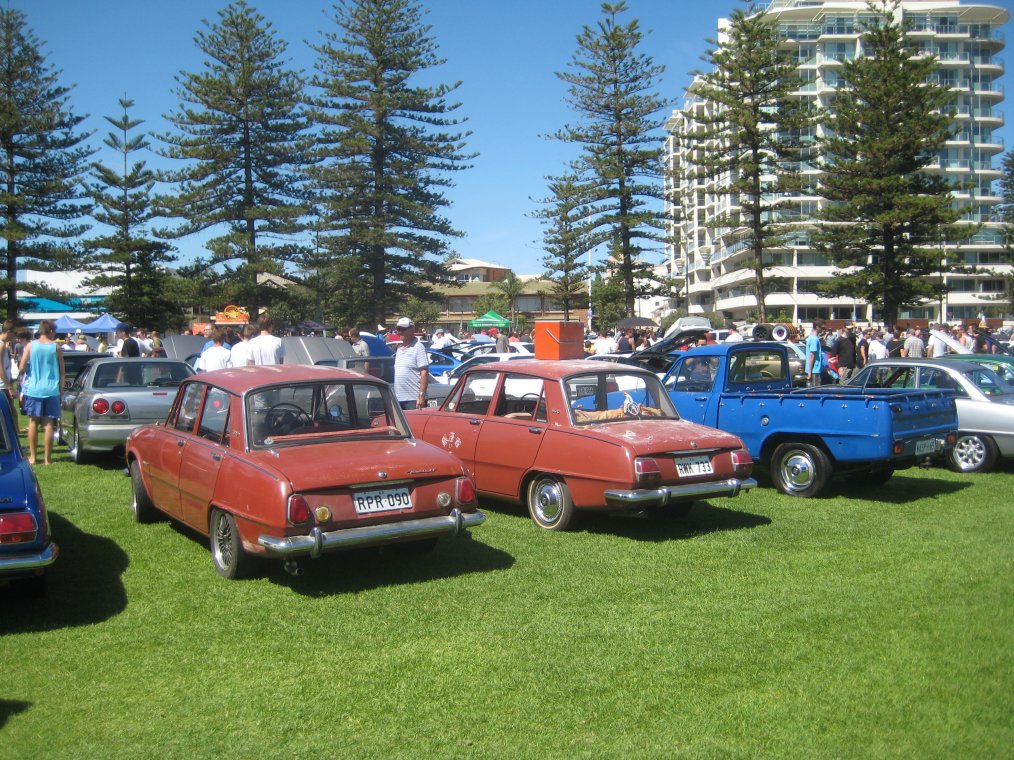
{"left": 4, "top": 310, "right": 1008, "bottom": 466}
{"left": 803, "top": 319, "right": 1006, "bottom": 387}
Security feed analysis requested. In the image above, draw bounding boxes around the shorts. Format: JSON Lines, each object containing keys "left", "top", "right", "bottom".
{"left": 23, "top": 395, "right": 60, "bottom": 420}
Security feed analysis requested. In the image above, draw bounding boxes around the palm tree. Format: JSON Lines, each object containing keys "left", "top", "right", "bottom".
{"left": 490, "top": 270, "right": 525, "bottom": 329}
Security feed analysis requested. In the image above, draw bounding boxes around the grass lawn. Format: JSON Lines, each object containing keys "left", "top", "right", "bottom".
{"left": 2, "top": 452, "right": 1012, "bottom": 759}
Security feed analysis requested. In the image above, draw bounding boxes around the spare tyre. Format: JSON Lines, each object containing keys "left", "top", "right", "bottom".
{"left": 771, "top": 323, "right": 790, "bottom": 341}
{"left": 752, "top": 323, "right": 771, "bottom": 341}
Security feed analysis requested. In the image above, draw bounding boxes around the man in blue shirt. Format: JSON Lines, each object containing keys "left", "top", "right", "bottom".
{"left": 805, "top": 320, "right": 826, "bottom": 387}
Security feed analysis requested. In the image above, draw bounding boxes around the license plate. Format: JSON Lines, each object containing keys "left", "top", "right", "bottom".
{"left": 353, "top": 487, "right": 412, "bottom": 514}
{"left": 915, "top": 438, "right": 938, "bottom": 456}
{"left": 676, "top": 454, "right": 713, "bottom": 476}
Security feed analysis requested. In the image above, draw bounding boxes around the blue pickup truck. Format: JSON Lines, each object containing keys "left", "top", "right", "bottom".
{"left": 661, "top": 343, "right": 958, "bottom": 497}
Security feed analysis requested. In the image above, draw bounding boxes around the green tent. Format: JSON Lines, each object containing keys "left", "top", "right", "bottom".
{"left": 468, "top": 310, "right": 510, "bottom": 329}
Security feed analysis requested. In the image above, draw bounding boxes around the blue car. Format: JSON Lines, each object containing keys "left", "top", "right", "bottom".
{"left": 425, "top": 349, "right": 462, "bottom": 380}
{"left": 0, "top": 395, "right": 57, "bottom": 598}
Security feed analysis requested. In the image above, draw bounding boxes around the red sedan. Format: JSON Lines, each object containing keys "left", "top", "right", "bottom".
{"left": 406, "top": 360, "right": 755, "bottom": 530}
{"left": 126, "top": 366, "right": 484, "bottom": 578}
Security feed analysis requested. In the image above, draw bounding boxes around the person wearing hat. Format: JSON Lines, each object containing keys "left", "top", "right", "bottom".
{"left": 430, "top": 327, "right": 452, "bottom": 351}
{"left": 76, "top": 334, "right": 92, "bottom": 351}
{"left": 392, "top": 317, "right": 429, "bottom": 410}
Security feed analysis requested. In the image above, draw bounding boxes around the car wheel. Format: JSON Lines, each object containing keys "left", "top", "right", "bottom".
{"left": 526, "top": 474, "right": 577, "bottom": 531}
{"left": 69, "top": 423, "right": 92, "bottom": 464}
{"left": 210, "top": 509, "right": 253, "bottom": 580}
{"left": 130, "top": 460, "right": 158, "bottom": 523}
{"left": 770, "top": 442, "right": 831, "bottom": 498}
{"left": 947, "top": 433, "right": 998, "bottom": 474}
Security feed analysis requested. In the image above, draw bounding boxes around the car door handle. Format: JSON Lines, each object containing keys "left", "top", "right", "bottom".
{"left": 528, "top": 427, "right": 542, "bottom": 434}
{"left": 211, "top": 453, "right": 221, "bottom": 461}
{"left": 469, "top": 419, "right": 482, "bottom": 426}
{"left": 694, "top": 396, "right": 708, "bottom": 402}
{"left": 177, "top": 439, "right": 185, "bottom": 447}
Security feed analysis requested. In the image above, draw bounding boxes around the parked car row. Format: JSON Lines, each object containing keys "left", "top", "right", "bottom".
{"left": 9, "top": 338, "right": 1011, "bottom": 594}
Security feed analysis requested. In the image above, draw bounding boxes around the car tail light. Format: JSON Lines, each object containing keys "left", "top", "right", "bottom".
{"left": 287, "top": 494, "right": 311, "bottom": 524}
{"left": 456, "top": 477, "right": 476, "bottom": 506}
{"left": 732, "top": 449, "right": 753, "bottom": 476}
{"left": 893, "top": 441, "right": 905, "bottom": 455}
{"left": 0, "top": 512, "right": 38, "bottom": 544}
{"left": 634, "top": 457, "right": 661, "bottom": 485}
{"left": 92, "top": 398, "right": 110, "bottom": 415}
{"left": 110, "top": 400, "right": 127, "bottom": 415}
{"left": 947, "top": 432, "right": 956, "bottom": 446}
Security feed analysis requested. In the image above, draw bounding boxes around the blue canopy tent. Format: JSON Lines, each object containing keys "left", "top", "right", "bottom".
{"left": 82, "top": 313, "right": 122, "bottom": 333}
{"left": 54, "top": 315, "right": 89, "bottom": 332}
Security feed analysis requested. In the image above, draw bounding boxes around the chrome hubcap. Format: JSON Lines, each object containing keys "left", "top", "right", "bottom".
{"left": 780, "top": 453, "right": 814, "bottom": 492}
{"left": 533, "top": 481, "right": 562, "bottom": 523}
{"left": 214, "top": 515, "right": 234, "bottom": 569}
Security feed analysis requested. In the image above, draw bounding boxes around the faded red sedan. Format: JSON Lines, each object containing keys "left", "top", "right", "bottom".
{"left": 126, "top": 366, "right": 485, "bottom": 578}
{"left": 405, "top": 360, "right": 756, "bottom": 531}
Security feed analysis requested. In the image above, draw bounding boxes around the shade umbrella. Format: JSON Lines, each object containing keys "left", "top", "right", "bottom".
{"left": 616, "top": 316, "right": 658, "bottom": 329}
{"left": 468, "top": 310, "right": 510, "bottom": 330}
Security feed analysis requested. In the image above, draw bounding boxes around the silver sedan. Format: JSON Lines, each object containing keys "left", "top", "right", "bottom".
{"left": 847, "top": 358, "right": 1014, "bottom": 473}
{"left": 60, "top": 358, "right": 194, "bottom": 464}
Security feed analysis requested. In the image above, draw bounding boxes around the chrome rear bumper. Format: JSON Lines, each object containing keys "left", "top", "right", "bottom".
{"left": 0, "top": 543, "right": 59, "bottom": 573}
{"left": 257, "top": 508, "right": 486, "bottom": 558}
{"left": 604, "top": 477, "right": 757, "bottom": 509}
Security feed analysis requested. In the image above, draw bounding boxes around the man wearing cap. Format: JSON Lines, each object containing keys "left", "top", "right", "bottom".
{"left": 430, "top": 327, "right": 452, "bottom": 351}
{"left": 393, "top": 317, "right": 429, "bottom": 410}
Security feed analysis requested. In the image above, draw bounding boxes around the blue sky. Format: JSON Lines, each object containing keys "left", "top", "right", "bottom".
{"left": 13, "top": 0, "right": 1014, "bottom": 277}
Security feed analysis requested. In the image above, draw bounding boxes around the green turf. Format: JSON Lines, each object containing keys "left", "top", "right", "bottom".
{"left": 1, "top": 454, "right": 1011, "bottom": 759}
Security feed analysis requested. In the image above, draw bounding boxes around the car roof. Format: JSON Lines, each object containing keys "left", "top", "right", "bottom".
{"left": 187, "top": 364, "right": 380, "bottom": 394}
{"left": 937, "top": 353, "right": 1014, "bottom": 365}
{"left": 476, "top": 359, "right": 656, "bottom": 381}
{"left": 675, "top": 341, "right": 788, "bottom": 357}
{"left": 76, "top": 357, "right": 193, "bottom": 371}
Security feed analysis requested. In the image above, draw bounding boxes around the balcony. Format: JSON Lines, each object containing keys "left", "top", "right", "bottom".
{"left": 973, "top": 81, "right": 1004, "bottom": 99}
{"left": 974, "top": 109, "right": 1004, "bottom": 126}
{"left": 972, "top": 56, "right": 1004, "bottom": 71}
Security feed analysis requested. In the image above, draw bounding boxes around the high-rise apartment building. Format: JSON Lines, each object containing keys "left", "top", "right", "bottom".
{"left": 665, "top": 0, "right": 1010, "bottom": 325}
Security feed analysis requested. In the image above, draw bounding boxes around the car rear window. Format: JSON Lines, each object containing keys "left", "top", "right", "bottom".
{"left": 92, "top": 361, "right": 192, "bottom": 388}
{"left": 247, "top": 381, "right": 407, "bottom": 447}
{"left": 565, "top": 372, "right": 679, "bottom": 424}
